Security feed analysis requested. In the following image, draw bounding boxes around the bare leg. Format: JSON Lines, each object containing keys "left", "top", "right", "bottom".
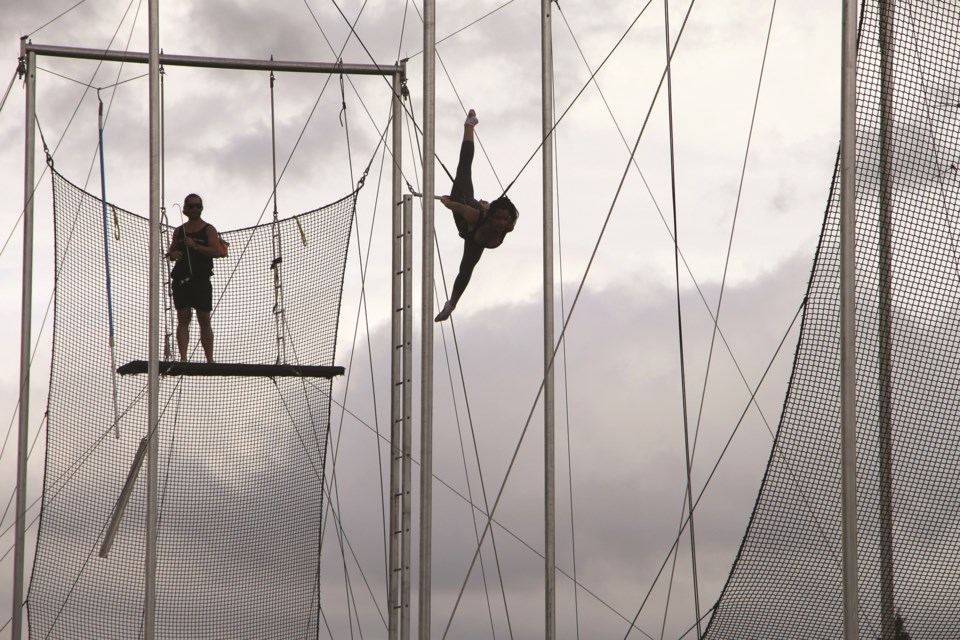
{"left": 196, "top": 310, "right": 214, "bottom": 363}
{"left": 176, "top": 308, "right": 192, "bottom": 361}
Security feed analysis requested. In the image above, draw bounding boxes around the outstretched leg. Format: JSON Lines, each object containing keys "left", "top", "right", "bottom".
{"left": 435, "top": 240, "right": 484, "bottom": 322}
{"left": 450, "top": 110, "right": 477, "bottom": 204}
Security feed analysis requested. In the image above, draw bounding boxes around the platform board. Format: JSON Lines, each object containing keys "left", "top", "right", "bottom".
{"left": 117, "top": 360, "right": 345, "bottom": 378}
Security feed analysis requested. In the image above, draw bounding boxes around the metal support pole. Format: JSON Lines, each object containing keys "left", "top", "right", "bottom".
{"left": 840, "top": 0, "right": 860, "bottom": 638}
{"left": 389, "top": 69, "right": 404, "bottom": 640}
{"left": 401, "top": 193, "right": 414, "bottom": 640}
{"left": 419, "top": 0, "right": 436, "bottom": 634}
{"left": 878, "top": 1, "right": 896, "bottom": 638}
{"left": 540, "top": 2, "right": 556, "bottom": 638}
{"left": 13, "top": 39, "right": 36, "bottom": 640}
{"left": 145, "top": 0, "right": 161, "bottom": 637}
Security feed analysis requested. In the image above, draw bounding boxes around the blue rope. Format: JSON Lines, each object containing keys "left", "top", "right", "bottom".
{"left": 98, "top": 97, "right": 117, "bottom": 342}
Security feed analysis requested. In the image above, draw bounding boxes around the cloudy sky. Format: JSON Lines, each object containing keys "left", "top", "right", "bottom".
{"left": 0, "top": 0, "right": 843, "bottom": 637}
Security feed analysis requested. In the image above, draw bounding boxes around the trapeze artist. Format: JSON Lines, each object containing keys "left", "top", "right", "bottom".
{"left": 435, "top": 108, "right": 519, "bottom": 322}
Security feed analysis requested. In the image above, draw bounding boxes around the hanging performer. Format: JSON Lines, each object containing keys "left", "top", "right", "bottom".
{"left": 167, "top": 193, "right": 227, "bottom": 362}
{"left": 435, "top": 109, "right": 519, "bottom": 322}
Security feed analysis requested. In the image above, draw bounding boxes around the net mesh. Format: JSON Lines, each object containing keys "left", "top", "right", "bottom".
{"left": 705, "top": 1, "right": 960, "bottom": 638}
{"left": 27, "top": 170, "right": 354, "bottom": 639}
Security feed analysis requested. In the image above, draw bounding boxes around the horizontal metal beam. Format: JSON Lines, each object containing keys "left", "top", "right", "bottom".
{"left": 24, "top": 42, "right": 403, "bottom": 76}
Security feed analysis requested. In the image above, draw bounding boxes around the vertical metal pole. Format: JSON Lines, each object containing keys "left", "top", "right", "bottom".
{"left": 840, "top": 0, "right": 860, "bottom": 638}
{"left": 145, "top": 0, "right": 161, "bottom": 637}
{"left": 878, "top": 2, "right": 896, "bottom": 638}
{"left": 419, "top": 1, "right": 436, "bottom": 636}
{"left": 540, "top": 2, "right": 556, "bottom": 639}
{"left": 401, "top": 193, "right": 414, "bottom": 640}
{"left": 13, "top": 40, "right": 36, "bottom": 640}
{"left": 389, "top": 70, "right": 404, "bottom": 640}
{"left": 269, "top": 68, "right": 287, "bottom": 365}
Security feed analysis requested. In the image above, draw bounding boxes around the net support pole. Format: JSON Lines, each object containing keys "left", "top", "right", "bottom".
{"left": 419, "top": 0, "right": 436, "bottom": 635}
{"left": 401, "top": 193, "right": 414, "bottom": 640}
{"left": 877, "top": 1, "right": 896, "bottom": 637}
{"left": 389, "top": 67, "right": 404, "bottom": 640}
{"left": 540, "top": 1, "right": 557, "bottom": 638}
{"left": 145, "top": 0, "right": 161, "bottom": 637}
{"left": 13, "top": 38, "right": 36, "bottom": 640}
{"left": 840, "top": 0, "right": 860, "bottom": 638}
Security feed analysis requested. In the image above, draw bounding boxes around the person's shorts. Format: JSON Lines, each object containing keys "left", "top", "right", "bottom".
{"left": 171, "top": 276, "right": 213, "bottom": 312}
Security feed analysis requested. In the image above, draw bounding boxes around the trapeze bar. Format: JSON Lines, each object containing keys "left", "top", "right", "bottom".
{"left": 24, "top": 42, "right": 404, "bottom": 77}
{"left": 117, "top": 360, "right": 345, "bottom": 378}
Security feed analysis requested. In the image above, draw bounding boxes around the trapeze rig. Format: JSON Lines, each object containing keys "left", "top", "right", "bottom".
{"left": 15, "top": 38, "right": 412, "bottom": 640}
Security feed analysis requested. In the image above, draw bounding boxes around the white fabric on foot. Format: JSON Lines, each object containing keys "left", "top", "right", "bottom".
{"left": 464, "top": 109, "right": 479, "bottom": 127}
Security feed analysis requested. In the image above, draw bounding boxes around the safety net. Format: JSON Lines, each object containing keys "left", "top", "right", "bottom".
{"left": 705, "top": 1, "right": 960, "bottom": 638}
{"left": 27, "top": 170, "right": 354, "bottom": 639}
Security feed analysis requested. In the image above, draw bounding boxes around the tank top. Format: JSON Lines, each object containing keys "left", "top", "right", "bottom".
{"left": 170, "top": 223, "right": 214, "bottom": 280}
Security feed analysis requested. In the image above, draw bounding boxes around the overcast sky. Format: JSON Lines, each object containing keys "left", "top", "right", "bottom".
{"left": 0, "top": 0, "right": 843, "bottom": 637}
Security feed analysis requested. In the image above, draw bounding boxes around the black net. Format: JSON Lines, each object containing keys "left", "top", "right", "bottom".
{"left": 705, "top": 2, "right": 960, "bottom": 638}
{"left": 27, "top": 170, "right": 354, "bottom": 639}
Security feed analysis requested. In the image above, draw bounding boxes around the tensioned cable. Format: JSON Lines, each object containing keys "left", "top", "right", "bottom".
{"left": 492, "top": 2, "right": 654, "bottom": 199}
{"left": 7, "top": 379, "right": 192, "bottom": 638}
{"left": 0, "top": 413, "right": 47, "bottom": 533}
{"left": 0, "top": 0, "right": 141, "bottom": 261}
{"left": 440, "top": 0, "right": 703, "bottom": 632}
{"left": 230, "top": 12, "right": 402, "bottom": 623}
{"left": 34, "top": 66, "right": 148, "bottom": 90}
{"left": 659, "top": 0, "right": 703, "bottom": 635}
{"left": 399, "top": 17, "right": 660, "bottom": 629}
{"left": 300, "top": 374, "right": 651, "bottom": 634}
{"left": 0, "top": 0, "right": 146, "bottom": 485}
{"left": 411, "top": 117, "right": 516, "bottom": 635}
{"left": 301, "top": 0, "right": 514, "bottom": 631}
{"left": 307, "top": 302, "right": 804, "bottom": 638}
{"left": 549, "top": 51, "right": 582, "bottom": 640}
{"left": 690, "top": 0, "right": 780, "bottom": 467}
{"left": 272, "top": 381, "right": 385, "bottom": 636}
{"left": 336, "top": 71, "right": 391, "bottom": 604}
{"left": 433, "top": 311, "right": 503, "bottom": 638}
{"left": 405, "top": 0, "right": 520, "bottom": 59}
{"left": 0, "top": 64, "right": 21, "bottom": 115}
{"left": 0, "top": 0, "right": 141, "bottom": 264}
{"left": 319, "top": 80, "right": 379, "bottom": 639}
{"left": 622, "top": 299, "right": 804, "bottom": 638}
{"left": 25, "top": 0, "right": 91, "bottom": 38}
{"left": 657, "top": 3, "right": 781, "bottom": 635}
{"left": 552, "top": 3, "right": 779, "bottom": 443}
{"left": 381, "top": 102, "right": 512, "bottom": 634}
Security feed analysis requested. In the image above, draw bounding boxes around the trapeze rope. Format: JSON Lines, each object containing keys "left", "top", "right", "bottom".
{"left": 97, "top": 94, "right": 121, "bottom": 439}
{"left": 432, "top": 301, "right": 514, "bottom": 637}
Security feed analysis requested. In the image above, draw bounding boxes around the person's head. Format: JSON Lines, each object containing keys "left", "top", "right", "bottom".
{"left": 183, "top": 193, "right": 204, "bottom": 219}
{"left": 487, "top": 195, "right": 518, "bottom": 233}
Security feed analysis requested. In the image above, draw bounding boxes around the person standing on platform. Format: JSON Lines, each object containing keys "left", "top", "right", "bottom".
{"left": 167, "top": 193, "right": 226, "bottom": 362}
